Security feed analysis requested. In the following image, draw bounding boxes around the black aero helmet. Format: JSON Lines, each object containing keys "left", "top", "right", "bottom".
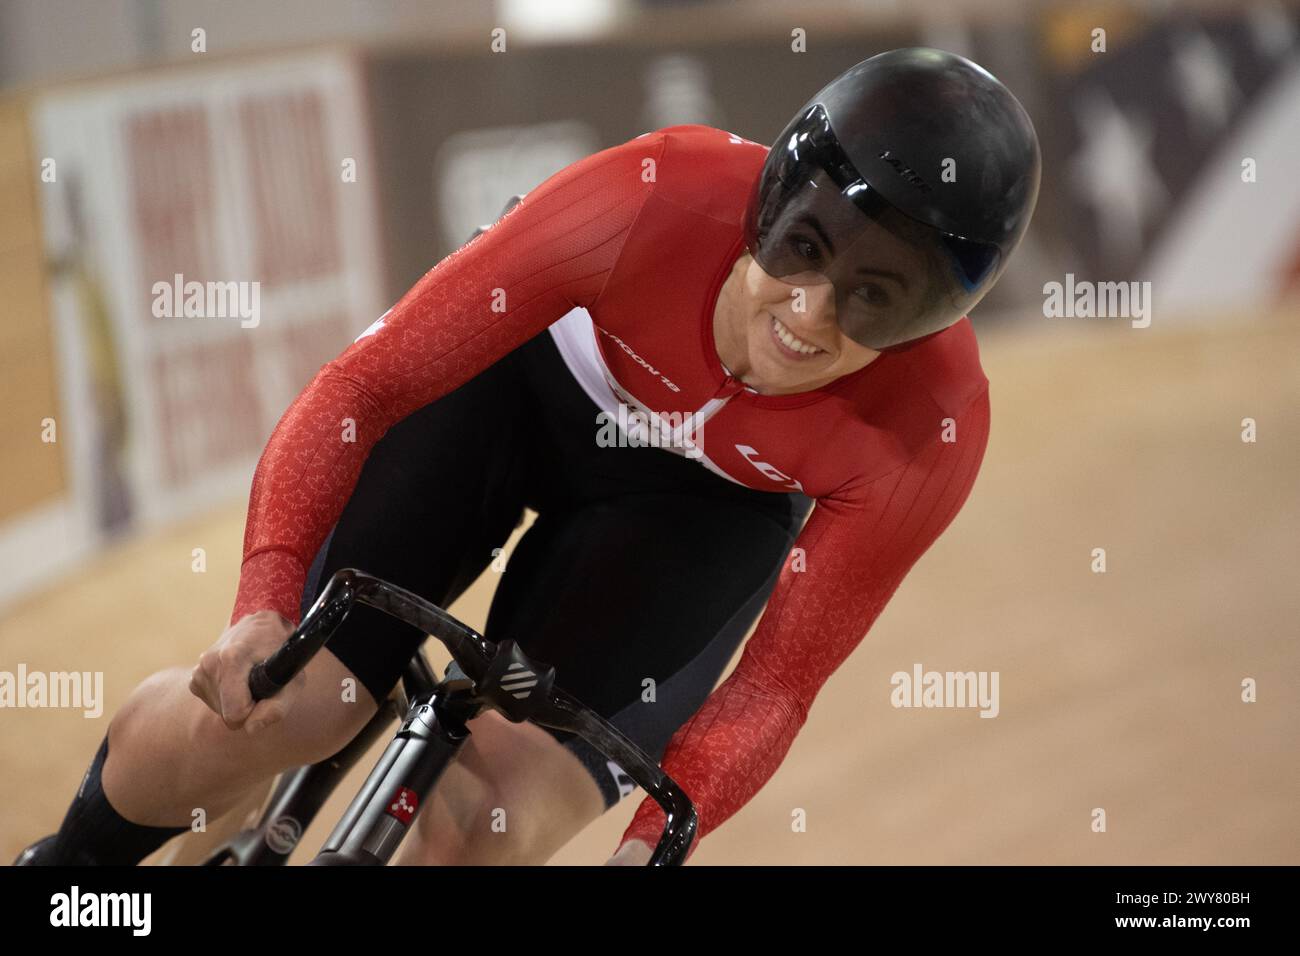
{"left": 743, "top": 47, "right": 1042, "bottom": 350}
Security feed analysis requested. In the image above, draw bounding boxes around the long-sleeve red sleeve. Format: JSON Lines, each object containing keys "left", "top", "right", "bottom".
{"left": 231, "top": 132, "right": 666, "bottom": 626}
{"left": 618, "top": 388, "right": 991, "bottom": 860}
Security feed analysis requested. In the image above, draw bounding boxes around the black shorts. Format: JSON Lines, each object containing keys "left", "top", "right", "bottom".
{"left": 300, "top": 328, "right": 813, "bottom": 810}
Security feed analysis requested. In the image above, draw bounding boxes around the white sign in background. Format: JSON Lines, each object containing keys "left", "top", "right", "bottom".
{"left": 1, "top": 50, "right": 385, "bottom": 609}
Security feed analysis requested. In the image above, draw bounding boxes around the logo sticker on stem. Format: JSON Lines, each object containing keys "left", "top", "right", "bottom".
{"left": 386, "top": 786, "right": 419, "bottom": 825}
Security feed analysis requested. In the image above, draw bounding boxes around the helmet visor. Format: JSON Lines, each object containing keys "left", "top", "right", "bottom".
{"left": 743, "top": 106, "right": 1003, "bottom": 350}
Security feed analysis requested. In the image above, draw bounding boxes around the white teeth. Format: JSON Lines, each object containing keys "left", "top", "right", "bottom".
{"left": 772, "top": 317, "right": 822, "bottom": 355}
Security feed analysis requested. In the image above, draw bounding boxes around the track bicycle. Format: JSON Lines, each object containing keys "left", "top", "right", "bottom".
{"left": 193, "top": 568, "right": 696, "bottom": 866}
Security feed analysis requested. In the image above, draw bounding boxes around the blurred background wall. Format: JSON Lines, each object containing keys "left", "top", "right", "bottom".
{"left": 1, "top": 0, "right": 1296, "bottom": 865}
{"left": 3, "top": 0, "right": 1296, "bottom": 603}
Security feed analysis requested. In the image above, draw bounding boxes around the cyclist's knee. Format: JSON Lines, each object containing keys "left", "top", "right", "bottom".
{"left": 108, "top": 665, "right": 193, "bottom": 740}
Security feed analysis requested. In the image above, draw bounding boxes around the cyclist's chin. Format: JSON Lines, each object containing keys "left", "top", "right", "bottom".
{"left": 751, "top": 348, "right": 831, "bottom": 394}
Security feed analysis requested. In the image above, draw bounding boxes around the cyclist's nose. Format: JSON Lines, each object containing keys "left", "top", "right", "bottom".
{"left": 785, "top": 277, "right": 839, "bottom": 331}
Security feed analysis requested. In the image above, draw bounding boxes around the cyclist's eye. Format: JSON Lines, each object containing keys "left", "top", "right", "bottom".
{"left": 853, "top": 283, "right": 891, "bottom": 309}
{"left": 789, "top": 235, "right": 822, "bottom": 265}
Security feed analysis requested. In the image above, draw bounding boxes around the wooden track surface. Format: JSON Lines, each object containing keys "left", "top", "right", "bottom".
{"left": 2, "top": 309, "right": 1297, "bottom": 865}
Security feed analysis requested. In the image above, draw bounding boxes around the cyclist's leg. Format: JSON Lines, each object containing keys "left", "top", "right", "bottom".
{"left": 508, "top": 488, "right": 812, "bottom": 805}
{"left": 26, "top": 351, "right": 530, "bottom": 865}
{"left": 395, "top": 492, "right": 812, "bottom": 865}
{"left": 104, "top": 651, "right": 390, "bottom": 827}
{"left": 148, "top": 763, "right": 279, "bottom": 865}
{"left": 397, "top": 487, "right": 812, "bottom": 865}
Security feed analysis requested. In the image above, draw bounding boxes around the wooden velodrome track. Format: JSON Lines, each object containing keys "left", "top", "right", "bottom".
{"left": 2, "top": 307, "right": 1297, "bottom": 865}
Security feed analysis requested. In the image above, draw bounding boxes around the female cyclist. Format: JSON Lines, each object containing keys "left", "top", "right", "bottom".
{"left": 17, "top": 47, "right": 1040, "bottom": 866}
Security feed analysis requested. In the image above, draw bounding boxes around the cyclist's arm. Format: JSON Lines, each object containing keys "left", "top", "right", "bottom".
{"left": 616, "top": 389, "right": 991, "bottom": 860}
{"left": 233, "top": 132, "right": 667, "bottom": 625}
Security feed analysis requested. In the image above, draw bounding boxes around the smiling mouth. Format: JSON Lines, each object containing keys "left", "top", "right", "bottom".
{"left": 770, "top": 316, "right": 825, "bottom": 358}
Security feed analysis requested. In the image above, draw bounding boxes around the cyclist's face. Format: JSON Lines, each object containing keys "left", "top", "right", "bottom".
{"left": 728, "top": 257, "right": 874, "bottom": 395}
{"left": 734, "top": 214, "right": 929, "bottom": 394}
{"left": 747, "top": 167, "right": 939, "bottom": 357}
